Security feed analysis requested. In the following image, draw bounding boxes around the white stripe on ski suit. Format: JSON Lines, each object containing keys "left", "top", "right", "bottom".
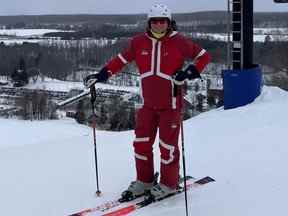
{"left": 159, "top": 139, "right": 175, "bottom": 165}
{"left": 139, "top": 72, "right": 153, "bottom": 107}
{"left": 138, "top": 38, "right": 177, "bottom": 109}
{"left": 118, "top": 53, "right": 128, "bottom": 64}
{"left": 192, "top": 49, "right": 207, "bottom": 64}
{"left": 134, "top": 137, "right": 150, "bottom": 142}
{"left": 135, "top": 153, "right": 148, "bottom": 161}
{"left": 151, "top": 39, "right": 156, "bottom": 73}
{"left": 169, "top": 31, "right": 178, "bottom": 37}
{"left": 134, "top": 137, "right": 150, "bottom": 160}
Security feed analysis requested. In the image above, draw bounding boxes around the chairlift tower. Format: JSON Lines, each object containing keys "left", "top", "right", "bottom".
{"left": 231, "top": 0, "right": 253, "bottom": 69}
{"left": 223, "top": 0, "right": 286, "bottom": 109}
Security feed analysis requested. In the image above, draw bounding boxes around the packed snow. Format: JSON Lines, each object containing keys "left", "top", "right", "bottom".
{"left": 0, "top": 86, "right": 288, "bottom": 216}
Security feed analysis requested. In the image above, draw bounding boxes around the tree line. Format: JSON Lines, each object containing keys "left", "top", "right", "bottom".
{"left": 0, "top": 37, "right": 227, "bottom": 79}
{"left": 1, "top": 34, "right": 287, "bottom": 125}
{"left": 1, "top": 35, "right": 287, "bottom": 89}
{"left": 1, "top": 12, "right": 287, "bottom": 30}
{"left": 15, "top": 90, "right": 58, "bottom": 120}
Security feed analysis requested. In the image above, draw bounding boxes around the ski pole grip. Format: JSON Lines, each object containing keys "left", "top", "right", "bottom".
{"left": 173, "top": 85, "right": 178, "bottom": 97}
{"left": 90, "top": 86, "right": 96, "bottom": 104}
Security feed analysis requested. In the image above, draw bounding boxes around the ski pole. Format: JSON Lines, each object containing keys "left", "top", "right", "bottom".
{"left": 173, "top": 83, "right": 189, "bottom": 216}
{"left": 90, "top": 85, "right": 101, "bottom": 197}
{"left": 179, "top": 86, "right": 189, "bottom": 216}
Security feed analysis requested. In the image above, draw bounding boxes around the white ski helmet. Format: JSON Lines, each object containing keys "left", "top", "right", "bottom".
{"left": 148, "top": 3, "right": 172, "bottom": 20}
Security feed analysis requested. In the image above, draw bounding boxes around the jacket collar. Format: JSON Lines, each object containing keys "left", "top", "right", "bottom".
{"left": 145, "top": 29, "right": 178, "bottom": 41}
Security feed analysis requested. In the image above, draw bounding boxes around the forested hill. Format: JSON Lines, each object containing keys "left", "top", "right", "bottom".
{"left": 0, "top": 11, "right": 287, "bottom": 28}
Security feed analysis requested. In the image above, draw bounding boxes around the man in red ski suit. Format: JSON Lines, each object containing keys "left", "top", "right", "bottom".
{"left": 84, "top": 3, "right": 211, "bottom": 200}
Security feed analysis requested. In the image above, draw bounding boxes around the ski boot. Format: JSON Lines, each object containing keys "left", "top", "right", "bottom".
{"left": 144, "top": 183, "right": 177, "bottom": 202}
{"left": 119, "top": 172, "right": 159, "bottom": 202}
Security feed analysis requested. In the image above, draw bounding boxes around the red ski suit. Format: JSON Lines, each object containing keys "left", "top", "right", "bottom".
{"left": 105, "top": 30, "right": 211, "bottom": 188}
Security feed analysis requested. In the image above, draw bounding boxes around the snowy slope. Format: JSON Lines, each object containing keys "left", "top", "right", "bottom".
{"left": 0, "top": 86, "right": 288, "bottom": 216}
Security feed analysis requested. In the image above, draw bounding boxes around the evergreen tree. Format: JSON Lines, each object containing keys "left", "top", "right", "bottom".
{"left": 11, "top": 57, "right": 29, "bottom": 87}
{"left": 75, "top": 100, "right": 86, "bottom": 124}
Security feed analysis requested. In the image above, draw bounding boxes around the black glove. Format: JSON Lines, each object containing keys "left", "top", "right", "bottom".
{"left": 83, "top": 67, "right": 109, "bottom": 88}
{"left": 173, "top": 64, "right": 201, "bottom": 85}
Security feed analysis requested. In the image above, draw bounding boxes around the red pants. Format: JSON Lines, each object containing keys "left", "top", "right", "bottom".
{"left": 133, "top": 106, "right": 181, "bottom": 189}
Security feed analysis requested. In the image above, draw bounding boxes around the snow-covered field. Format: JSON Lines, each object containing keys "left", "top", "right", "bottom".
{"left": 1, "top": 28, "right": 288, "bottom": 45}
{"left": 25, "top": 78, "right": 86, "bottom": 92}
{"left": 0, "top": 29, "right": 66, "bottom": 37}
{"left": 0, "top": 29, "right": 68, "bottom": 45}
{"left": 254, "top": 27, "right": 288, "bottom": 34}
{"left": 24, "top": 77, "right": 138, "bottom": 93}
{"left": 0, "top": 86, "right": 288, "bottom": 216}
{"left": 185, "top": 27, "right": 288, "bottom": 42}
{"left": 192, "top": 32, "right": 288, "bottom": 42}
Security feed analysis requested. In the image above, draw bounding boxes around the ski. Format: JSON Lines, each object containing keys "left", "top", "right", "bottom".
{"left": 68, "top": 176, "right": 214, "bottom": 216}
{"left": 68, "top": 174, "right": 190, "bottom": 216}
{"left": 102, "top": 176, "right": 215, "bottom": 216}
{"left": 68, "top": 172, "right": 162, "bottom": 216}
{"left": 68, "top": 197, "right": 141, "bottom": 216}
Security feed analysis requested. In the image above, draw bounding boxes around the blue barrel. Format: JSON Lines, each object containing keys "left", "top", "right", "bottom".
{"left": 222, "top": 65, "right": 263, "bottom": 109}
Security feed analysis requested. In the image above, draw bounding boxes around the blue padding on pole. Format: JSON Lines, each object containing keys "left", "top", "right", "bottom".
{"left": 223, "top": 66, "right": 262, "bottom": 109}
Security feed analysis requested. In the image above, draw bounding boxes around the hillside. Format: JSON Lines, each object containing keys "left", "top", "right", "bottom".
{"left": 0, "top": 11, "right": 287, "bottom": 28}
{"left": 0, "top": 86, "right": 288, "bottom": 216}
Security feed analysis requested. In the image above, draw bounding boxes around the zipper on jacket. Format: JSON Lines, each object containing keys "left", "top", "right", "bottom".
{"left": 153, "top": 41, "right": 159, "bottom": 75}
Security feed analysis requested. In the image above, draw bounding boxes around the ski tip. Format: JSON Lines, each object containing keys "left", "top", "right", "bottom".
{"left": 195, "top": 176, "right": 216, "bottom": 185}
{"left": 186, "top": 175, "right": 195, "bottom": 180}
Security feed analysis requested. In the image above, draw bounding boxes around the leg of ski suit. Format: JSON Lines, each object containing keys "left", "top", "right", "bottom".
{"left": 159, "top": 108, "right": 181, "bottom": 189}
{"left": 133, "top": 107, "right": 158, "bottom": 183}
{"left": 133, "top": 106, "right": 181, "bottom": 189}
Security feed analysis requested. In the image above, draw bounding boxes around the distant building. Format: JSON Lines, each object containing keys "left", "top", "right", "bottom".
{"left": 265, "top": 35, "right": 272, "bottom": 43}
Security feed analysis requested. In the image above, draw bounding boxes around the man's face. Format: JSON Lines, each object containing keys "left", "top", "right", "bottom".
{"left": 150, "top": 18, "right": 169, "bottom": 33}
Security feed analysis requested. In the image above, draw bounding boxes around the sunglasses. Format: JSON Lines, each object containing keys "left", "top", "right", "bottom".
{"left": 150, "top": 19, "right": 168, "bottom": 24}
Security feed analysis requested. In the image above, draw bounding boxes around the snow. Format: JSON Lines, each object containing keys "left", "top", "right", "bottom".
{"left": 254, "top": 27, "right": 288, "bottom": 34}
{"left": 0, "top": 29, "right": 67, "bottom": 37}
{"left": 24, "top": 77, "right": 138, "bottom": 93}
{"left": 1, "top": 28, "right": 288, "bottom": 45}
{"left": 0, "top": 37, "right": 118, "bottom": 46}
{"left": 0, "top": 86, "right": 288, "bottom": 216}
{"left": 25, "top": 78, "right": 85, "bottom": 92}
{"left": 0, "top": 38, "right": 45, "bottom": 45}
{"left": 192, "top": 32, "right": 288, "bottom": 42}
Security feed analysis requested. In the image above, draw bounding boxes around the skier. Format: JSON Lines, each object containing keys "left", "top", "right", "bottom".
{"left": 84, "top": 3, "right": 211, "bottom": 200}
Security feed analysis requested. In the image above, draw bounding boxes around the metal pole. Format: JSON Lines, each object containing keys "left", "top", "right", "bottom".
{"left": 90, "top": 86, "right": 101, "bottom": 196}
{"left": 240, "top": 0, "right": 244, "bottom": 69}
{"left": 179, "top": 87, "right": 189, "bottom": 216}
{"left": 227, "top": 0, "right": 232, "bottom": 69}
{"left": 242, "top": 0, "right": 254, "bottom": 69}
